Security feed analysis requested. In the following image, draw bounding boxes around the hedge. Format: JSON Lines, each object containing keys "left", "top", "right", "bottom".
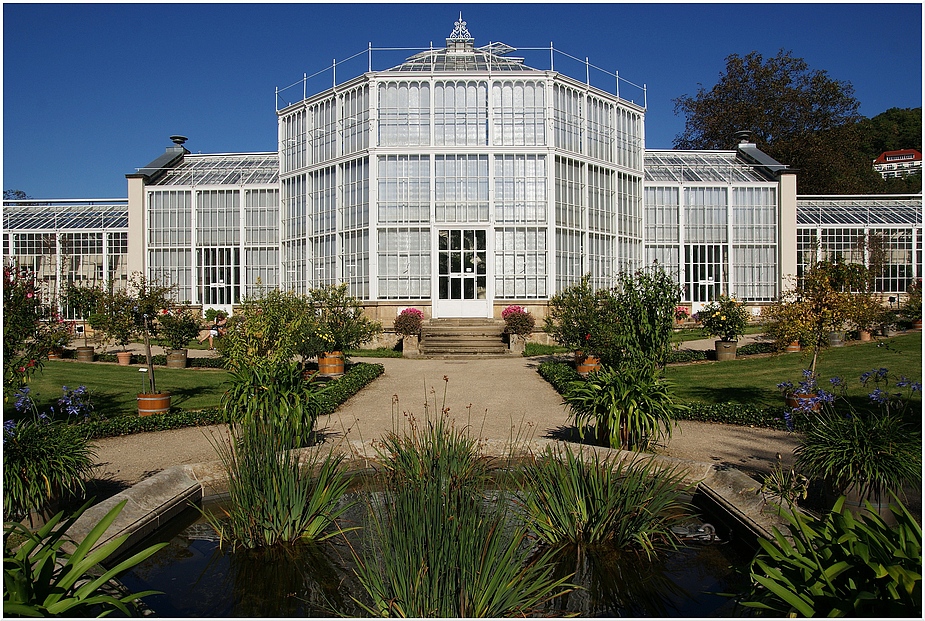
{"left": 78, "top": 362, "right": 385, "bottom": 439}
{"left": 91, "top": 352, "right": 227, "bottom": 368}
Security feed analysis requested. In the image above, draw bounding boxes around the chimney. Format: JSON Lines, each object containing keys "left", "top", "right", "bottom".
{"left": 734, "top": 130, "right": 752, "bottom": 145}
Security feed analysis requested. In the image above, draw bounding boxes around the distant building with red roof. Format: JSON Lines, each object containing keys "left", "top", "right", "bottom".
{"left": 873, "top": 149, "right": 922, "bottom": 179}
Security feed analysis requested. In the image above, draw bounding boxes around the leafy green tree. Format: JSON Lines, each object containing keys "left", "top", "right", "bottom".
{"left": 673, "top": 50, "right": 861, "bottom": 152}
{"left": 3, "top": 263, "right": 64, "bottom": 390}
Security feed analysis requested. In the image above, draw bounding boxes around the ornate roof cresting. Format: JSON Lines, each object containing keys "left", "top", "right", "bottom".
{"left": 448, "top": 12, "right": 473, "bottom": 41}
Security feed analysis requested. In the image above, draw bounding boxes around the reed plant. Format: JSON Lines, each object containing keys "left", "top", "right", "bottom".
{"left": 350, "top": 389, "right": 573, "bottom": 617}
{"left": 519, "top": 444, "right": 692, "bottom": 557}
{"left": 203, "top": 419, "right": 354, "bottom": 550}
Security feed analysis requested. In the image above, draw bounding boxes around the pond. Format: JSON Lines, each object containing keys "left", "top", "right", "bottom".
{"left": 117, "top": 491, "right": 754, "bottom": 617}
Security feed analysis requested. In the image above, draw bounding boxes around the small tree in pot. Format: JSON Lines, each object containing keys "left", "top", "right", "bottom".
{"left": 698, "top": 294, "right": 749, "bottom": 359}
{"left": 157, "top": 307, "right": 202, "bottom": 350}
{"left": 63, "top": 282, "right": 103, "bottom": 350}
{"left": 544, "top": 275, "right": 618, "bottom": 371}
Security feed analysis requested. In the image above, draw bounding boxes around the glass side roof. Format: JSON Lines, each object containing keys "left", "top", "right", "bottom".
{"left": 797, "top": 197, "right": 922, "bottom": 226}
{"left": 644, "top": 151, "right": 774, "bottom": 184}
{"left": 148, "top": 153, "right": 279, "bottom": 186}
{"left": 3, "top": 201, "right": 128, "bottom": 231}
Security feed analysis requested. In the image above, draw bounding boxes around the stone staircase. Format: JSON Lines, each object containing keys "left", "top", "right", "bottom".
{"left": 419, "top": 318, "right": 512, "bottom": 358}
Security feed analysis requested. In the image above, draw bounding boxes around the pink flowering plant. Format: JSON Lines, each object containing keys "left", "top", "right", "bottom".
{"left": 393, "top": 307, "right": 424, "bottom": 337}
{"left": 3, "top": 262, "right": 66, "bottom": 389}
{"left": 674, "top": 306, "right": 690, "bottom": 322}
{"left": 501, "top": 305, "right": 535, "bottom": 337}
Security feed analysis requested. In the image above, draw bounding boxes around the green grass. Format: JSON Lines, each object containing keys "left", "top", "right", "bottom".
{"left": 7, "top": 361, "right": 229, "bottom": 420}
{"left": 664, "top": 332, "right": 922, "bottom": 408}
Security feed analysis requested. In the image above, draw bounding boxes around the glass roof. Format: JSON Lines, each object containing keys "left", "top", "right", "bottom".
{"left": 3, "top": 200, "right": 128, "bottom": 231}
{"left": 797, "top": 197, "right": 922, "bottom": 227}
{"left": 644, "top": 151, "right": 774, "bottom": 184}
{"left": 149, "top": 153, "right": 279, "bottom": 186}
{"left": 389, "top": 45, "right": 539, "bottom": 73}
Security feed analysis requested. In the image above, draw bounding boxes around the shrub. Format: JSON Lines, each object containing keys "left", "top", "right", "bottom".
{"left": 563, "top": 362, "right": 681, "bottom": 451}
{"left": 4, "top": 388, "right": 96, "bottom": 523}
{"left": 3, "top": 500, "right": 166, "bottom": 617}
{"left": 698, "top": 295, "right": 750, "bottom": 342}
{"left": 222, "top": 360, "right": 327, "bottom": 448}
{"left": 520, "top": 444, "right": 691, "bottom": 556}
{"left": 3, "top": 262, "right": 64, "bottom": 389}
{"left": 544, "top": 274, "right": 617, "bottom": 358}
{"left": 793, "top": 369, "right": 921, "bottom": 502}
{"left": 902, "top": 279, "right": 922, "bottom": 321}
{"left": 738, "top": 495, "right": 922, "bottom": 617}
{"left": 202, "top": 419, "right": 355, "bottom": 550}
{"left": 501, "top": 305, "right": 536, "bottom": 336}
{"left": 156, "top": 306, "right": 202, "bottom": 350}
{"left": 610, "top": 266, "right": 682, "bottom": 366}
{"left": 222, "top": 288, "right": 316, "bottom": 371}
{"left": 308, "top": 283, "right": 382, "bottom": 354}
{"left": 393, "top": 307, "right": 424, "bottom": 337}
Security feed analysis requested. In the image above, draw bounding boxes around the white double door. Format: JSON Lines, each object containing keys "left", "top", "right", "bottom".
{"left": 432, "top": 228, "right": 491, "bottom": 318}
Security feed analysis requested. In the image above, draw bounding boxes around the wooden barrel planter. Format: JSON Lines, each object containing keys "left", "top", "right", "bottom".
{"left": 714, "top": 340, "right": 737, "bottom": 361}
{"left": 575, "top": 352, "right": 601, "bottom": 376}
{"left": 165, "top": 349, "right": 188, "bottom": 369}
{"left": 785, "top": 341, "right": 801, "bottom": 353}
{"left": 317, "top": 351, "right": 345, "bottom": 377}
{"left": 76, "top": 346, "right": 95, "bottom": 362}
{"left": 116, "top": 351, "right": 133, "bottom": 366}
{"left": 138, "top": 391, "right": 172, "bottom": 417}
{"left": 47, "top": 349, "right": 63, "bottom": 360}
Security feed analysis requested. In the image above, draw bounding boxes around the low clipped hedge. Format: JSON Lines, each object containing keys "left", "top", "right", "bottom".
{"left": 79, "top": 362, "right": 385, "bottom": 439}
{"left": 93, "top": 352, "right": 226, "bottom": 368}
{"left": 536, "top": 360, "right": 796, "bottom": 431}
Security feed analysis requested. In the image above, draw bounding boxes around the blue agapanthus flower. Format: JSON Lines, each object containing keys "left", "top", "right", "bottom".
{"left": 869, "top": 388, "right": 889, "bottom": 405}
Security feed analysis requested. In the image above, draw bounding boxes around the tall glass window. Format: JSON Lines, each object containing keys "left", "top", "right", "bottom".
{"left": 379, "top": 81, "right": 430, "bottom": 146}
{"left": 495, "top": 155, "right": 546, "bottom": 224}
{"left": 586, "top": 96, "right": 613, "bottom": 162}
{"left": 492, "top": 80, "right": 545, "bottom": 146}
{"left": 553, "top": 84, "right": 582, "bottom": 154}
{"left": 378, "top": 228, "right": 430, "bottom": 299}
{"left": 310, "top": 98, "right": 337, "bottom": 163}
{"left": 378, "top": 155, "right": 430, "bottom": 223}
{"left": 495, "top": 227, "right": 547, "bottom": 298}
{"left": 434, "top": 81, "right": 488, "bottom": 146}
{"left": 435, "top": 155, "right": 489, "bottom": 223}
{"left": 341, "top": 86, "right": 369, "bottom": 156}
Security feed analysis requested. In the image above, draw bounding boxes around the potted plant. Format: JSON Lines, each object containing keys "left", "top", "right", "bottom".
{"left": 848, "top": 291, "right": 883, "bottom": 342}
{"left": 394, "top": 307, "right": 424, "bottom": 358}
{"left": 63, "top": 282, "right": 103, "bottom": 362}
{"left": 674, "top": 305, "right": 690, "bottom": 325}
{"left": 776, "top": 369, "right": 821, "bottom": 418}
{"left": 309, "top": 283, "right": 382, "bottom": 376}
{"left": 698, "top": 295, "right": 749, "bottom": 360}
{"left": 793, "top": 368, "right": 921, "bottom": 522}
{"left": 125, "top": 274, "right": 175, "bottom": 414}
{"left": 88, "top": 287, "right": 137, "bottom": 365}
{"left": 544, "top": 275, "right": 616, "bottom": 375}
{"left": 157, "top": 306, "right": 201, "bottom": 368}
{"left": 501, "top": 305, "right": 535, "bottom": 354}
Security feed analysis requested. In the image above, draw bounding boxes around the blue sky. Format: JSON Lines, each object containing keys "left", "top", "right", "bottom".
{"left": 3, "top": 2, "right": 922, "bottom": 198}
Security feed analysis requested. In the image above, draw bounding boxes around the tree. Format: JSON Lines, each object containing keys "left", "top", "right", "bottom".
{"left": 673, "top": 50, "right": 861, "bottom": 152}
{"left": 673, "top": 50, "right": 872, "bottom": 195}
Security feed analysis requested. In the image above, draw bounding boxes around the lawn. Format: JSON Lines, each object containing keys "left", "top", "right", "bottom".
{"left": 7, "top": 332, "right": 921, "bottom": 423}
{"left": 6, "top": 361, "right": 229, "bottom": 420}
{"left": 664, "top": 332, "right": 922, "bottom": 409}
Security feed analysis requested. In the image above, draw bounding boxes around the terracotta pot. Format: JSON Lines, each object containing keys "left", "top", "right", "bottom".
{"left": 137, "top": 391, "right": 171, "bottom": 417}
{"left": 714, "top": 340, "right": 737, "bottom": 361}
{"left": 116, "top": 351, "right": 133, "bottom": 366}
{"left": 575, "top": 351, "right": 602, "bottom": 376}
{"left": 914, "top": 319, "right": 923, "bottom": 331}
{"left": 318, "top": 351, "right": 345, "bottom": 377}
{"left": 76, "top": 346, "right": 95, "bottom": 362}
{"left": 785, "top": 341, "right": 801, "bottom": 353}
{"left": 47, "top": 348, "right": 63, "bottom": 360}
{"left": 858, "top": 330, "right": 872, "bottom": 342}
{"left": 165, "top": 348, "right": 188, "bottom": 369}
{"left": 785, "top": 392, "right": 820, "bottom": 412}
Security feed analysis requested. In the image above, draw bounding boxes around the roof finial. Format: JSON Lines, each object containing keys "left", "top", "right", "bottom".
{"left": 449, "top": 12, "right": 472, "bottom": 41}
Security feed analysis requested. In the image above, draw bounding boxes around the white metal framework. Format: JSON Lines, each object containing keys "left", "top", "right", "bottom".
{"left": 144, "top": 153, "right": 280, "bottom": 308}
{"left": 796, "top": 195, "right": 922, "bottom": 294}
{"left": 277, "top": 22, "right": 645, "bottom": 318}
{"left": 2, "top": 199, "right": 129, "bottom": 316}
{"left": 643, "top": 150, "right": 781, "bottom": 304}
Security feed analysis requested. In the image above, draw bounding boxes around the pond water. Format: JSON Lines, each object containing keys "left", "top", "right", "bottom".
{"left": 118, "top": 492, "right": 754, "bottom": 617}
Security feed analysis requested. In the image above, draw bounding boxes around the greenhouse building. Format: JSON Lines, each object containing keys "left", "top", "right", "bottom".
{"left": 3, "top": 18, "right": 922, "bottom": 326}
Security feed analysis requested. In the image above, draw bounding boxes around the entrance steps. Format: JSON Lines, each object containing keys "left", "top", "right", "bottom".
{"left": 419, "top": 318, "right": 512, "bottom": 358}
